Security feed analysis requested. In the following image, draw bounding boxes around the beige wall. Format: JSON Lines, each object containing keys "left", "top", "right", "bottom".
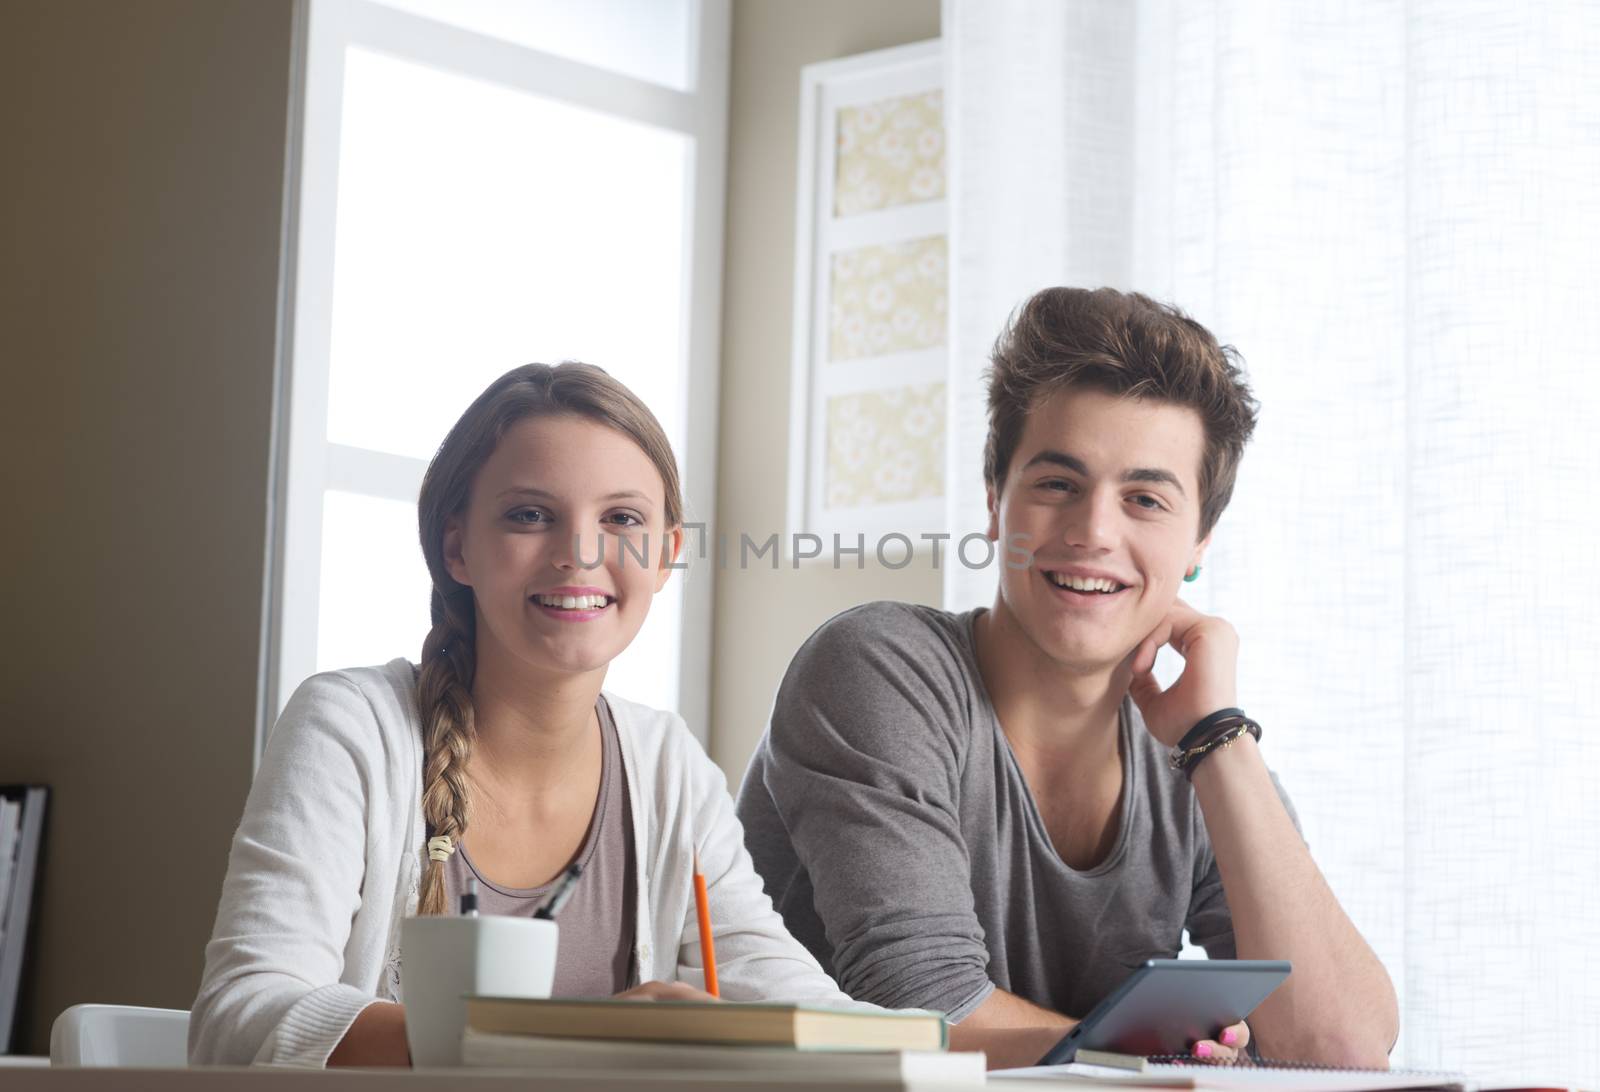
{"left": 711, "top": 0, "right": 944, "bottom": 780}
{"left": 0, "top": 0, "right": 295, "bottom": 1054}
{"left": 0, "top": 0, "right": 939, "bottom": 1054}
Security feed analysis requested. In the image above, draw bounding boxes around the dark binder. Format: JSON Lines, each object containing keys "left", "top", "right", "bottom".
{"left": 0, "top": 785, "right": 49, "bottom": 1055}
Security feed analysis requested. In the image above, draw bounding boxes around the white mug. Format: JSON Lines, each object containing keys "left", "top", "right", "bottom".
{"left": 401, "top": 915, "right": 559, "bottom": 1067}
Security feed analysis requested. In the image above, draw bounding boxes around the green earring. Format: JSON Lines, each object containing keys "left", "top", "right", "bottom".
{"left": 1183, "top": 566, "right": 1202, "bottom": 583}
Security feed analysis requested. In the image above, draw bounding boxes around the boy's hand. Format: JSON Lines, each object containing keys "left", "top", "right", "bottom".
{"left": 1123, "top": 598, "right": 1239, "bottom": 748}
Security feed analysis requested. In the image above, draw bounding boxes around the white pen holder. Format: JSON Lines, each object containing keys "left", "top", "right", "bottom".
{"left": 401, "top": 915, "right": 559, "bottom": 1067}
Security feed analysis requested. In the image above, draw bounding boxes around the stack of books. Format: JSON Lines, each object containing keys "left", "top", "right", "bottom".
{"left": 460, "top": 995, "right": 984, "bottom": 1083}
{"left": 0, "top": 785, "right": 48, "bottom": 1054}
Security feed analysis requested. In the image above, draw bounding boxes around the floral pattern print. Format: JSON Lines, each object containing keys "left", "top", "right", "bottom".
{"left": 825, "top": 382, "right": 946, "bottom": 508}
{"left": 834, "top": 90, "right": 945, "bottom": 216}
{"left": 829, "top": 236, "right": 948, "bottom": 361}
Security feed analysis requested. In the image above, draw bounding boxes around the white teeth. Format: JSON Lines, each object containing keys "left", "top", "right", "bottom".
{"left": 1048, "top": 572, "right": 1123, "bottom": 593}
{"left": 535, "top": 594, "right": 610, "bottom": 610}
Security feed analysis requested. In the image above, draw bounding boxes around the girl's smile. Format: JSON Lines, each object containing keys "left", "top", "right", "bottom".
{"left": 531, "top": 584, "right": 618, "bottom": 621}
{"left": 444, "top": 414, "right": 681, "bottom": 680}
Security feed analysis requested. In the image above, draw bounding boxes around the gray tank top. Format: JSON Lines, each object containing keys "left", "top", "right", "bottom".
{"left": 442, "top": 697, "right": 635, "bottom": 997}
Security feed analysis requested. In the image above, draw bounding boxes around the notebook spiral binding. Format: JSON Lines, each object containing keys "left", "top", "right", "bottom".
{"left": 1146, "top": 1054, "right": 1458, "bottom": 1078}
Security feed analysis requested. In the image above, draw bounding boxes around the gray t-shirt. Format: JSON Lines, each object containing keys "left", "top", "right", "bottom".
{"left": 443, "top": 697, "right": 635, "bottom": 997}
{"left": 735, "top": 601, "right": 1300, "bottom": 1022}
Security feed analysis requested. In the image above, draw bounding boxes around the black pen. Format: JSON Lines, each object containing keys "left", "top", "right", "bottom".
{"left": 459, "top": 876, "right": 479, "bottom": 917}
{"left": 534, "top": 863, "right": 583, "bottom": 920}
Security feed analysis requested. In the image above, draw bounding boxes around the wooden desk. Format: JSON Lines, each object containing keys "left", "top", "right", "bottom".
{"left": 0, "top": 1067, "right": 981, "bottom": 1091}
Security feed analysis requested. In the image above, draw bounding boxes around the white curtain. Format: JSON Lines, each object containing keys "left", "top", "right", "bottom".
{"left": 944, "top": 1, "right": 1600, "bottom": 1084}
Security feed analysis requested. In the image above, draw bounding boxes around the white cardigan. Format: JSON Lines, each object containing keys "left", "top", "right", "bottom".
{"left": 190, "top": 659, "right": 858, "bottom": 1067}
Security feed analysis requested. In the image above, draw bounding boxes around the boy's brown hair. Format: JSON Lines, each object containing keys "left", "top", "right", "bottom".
{"left": 984, "top": 287, "right": 1259, "bottom": 542}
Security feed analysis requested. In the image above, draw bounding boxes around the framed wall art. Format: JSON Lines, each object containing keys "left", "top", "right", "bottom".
{"left": 787, "top": 40, "right": 948, "bottom": 550}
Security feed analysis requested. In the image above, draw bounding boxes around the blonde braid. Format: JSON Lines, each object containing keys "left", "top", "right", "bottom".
{"left": 415, "top": 589, "right": 477, "bottom": 915}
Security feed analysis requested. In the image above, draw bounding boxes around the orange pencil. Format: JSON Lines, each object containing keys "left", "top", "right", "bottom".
{"left": 691, "top": 849, "right": 719, "bottom": 998}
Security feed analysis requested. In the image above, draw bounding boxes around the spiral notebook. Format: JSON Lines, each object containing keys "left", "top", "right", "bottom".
{"left": 992, "top": 1055, "right": 1474, "bottom": 1091}
{"left": 1008, "top": 960, "right": 1473, "bottom": 1089}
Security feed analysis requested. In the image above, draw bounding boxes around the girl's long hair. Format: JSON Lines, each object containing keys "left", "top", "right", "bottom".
{"left": 413, "top": 362, "right": 683, "bottom": 915}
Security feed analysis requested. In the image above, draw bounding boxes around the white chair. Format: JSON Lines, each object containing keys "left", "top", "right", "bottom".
{"left": 49, "top": 1004, "right": 189, "bottom": 1067}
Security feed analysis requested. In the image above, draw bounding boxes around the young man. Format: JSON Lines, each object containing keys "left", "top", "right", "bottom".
{"left": 736, "top": 288, "right": 1398, "bottom": 1070}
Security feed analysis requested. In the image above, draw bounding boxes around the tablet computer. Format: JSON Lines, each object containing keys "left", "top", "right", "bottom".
{"left": 1037, "top": 959, "right": 1291, "bottom": 1066}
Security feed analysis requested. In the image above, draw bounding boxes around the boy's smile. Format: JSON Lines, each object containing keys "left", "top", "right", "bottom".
{"left": 988, "top": 386, "right": 1209, "bottom": 674}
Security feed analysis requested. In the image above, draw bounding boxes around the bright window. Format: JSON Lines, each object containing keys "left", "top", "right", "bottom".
{"left": 324, "top": 47, "right": 690, "bottom": 464}
{"left": 263, "top": 0, "right": 728, "bottom": 758}
{"left": 369, "top": 0, "right": 694, "bottom": 90}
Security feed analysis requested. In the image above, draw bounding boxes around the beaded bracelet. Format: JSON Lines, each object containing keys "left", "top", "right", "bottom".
{"left": 1169, "top": 716, "right": 1261, "bottom": 779}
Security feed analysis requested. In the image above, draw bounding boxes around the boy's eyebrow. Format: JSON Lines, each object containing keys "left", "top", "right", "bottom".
{"left": 496, "top": 486, "right": 655, "bottom": 504}
{"left": 1021, "top": 450, "right": 1187, "bottom": 498}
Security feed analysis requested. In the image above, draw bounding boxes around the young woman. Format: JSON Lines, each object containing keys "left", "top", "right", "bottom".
{"left": 190, "top": 363, "right": 858, "bottom": 1067}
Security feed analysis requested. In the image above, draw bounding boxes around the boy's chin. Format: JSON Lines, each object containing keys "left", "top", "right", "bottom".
{"left": 1053, "top": 654, "right": 1135, "bottom": 680}
{"left": 1036, "top": 633, "right": 1138, "bottom": 678}
{"left": 998, "top": 597, "right": 1141, "bottom": 676}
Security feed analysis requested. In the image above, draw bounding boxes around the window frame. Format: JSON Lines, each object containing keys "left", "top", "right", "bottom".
{"left": 258, "top": 0, "right": 729, "bottom": 763}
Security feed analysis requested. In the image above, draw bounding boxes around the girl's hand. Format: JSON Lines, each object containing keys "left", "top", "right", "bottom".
{"left": 1189, "top": 1020, "right": 1251, "bottom": 1064}
{"left": 613, "top": 980, "right": 720, "bottom": 1003}
{"left": 1124, "top": 598, "right": 1240, "bottom": 749}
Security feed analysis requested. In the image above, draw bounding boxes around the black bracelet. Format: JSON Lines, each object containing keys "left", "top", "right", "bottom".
{"left": 1173, "top": 719, "right": 1262, "bottom": 779}
{"left": 1178, "top": 707, "right": 1247, "bottom": 752}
